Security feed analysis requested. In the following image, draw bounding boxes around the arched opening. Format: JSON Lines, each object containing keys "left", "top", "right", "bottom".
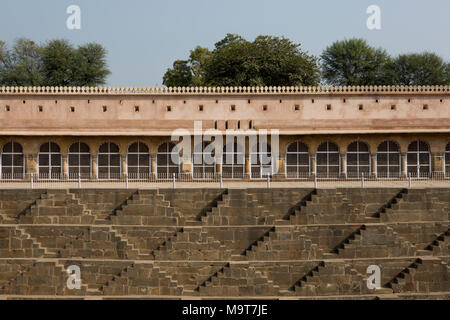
{"left": 127, "top": 142, "right": 150, "bottom": 179}
{"left": 1, "top": 141, "right": 24, "bottom": 179}
{"left": 377, "top": 141, "right": 400, "bottom": 178}
{"left": 156, "top": 142, "right": 180, "bottom": 179}
{"left": 222, "top": 142, "right": 244, "bottom": 179}
{"left": 346, "top": 141, "right": 370, "bottom": 178}
{"left": 407, "top": 140, "right": 431, "bottom": 178}
{"left": 250, "top": 142, "right": 272, "bottom": 179}
{"left": 316, "top": 141, "right": 340, "bottom": 178}
{"left": 38, "top": 142, "right": 61, "bottom": 179}
{"left": 286, "top": 141, "right": 310, "bottom": 178}
{"left": 98, "top": 142, "right": 121, "bottom": 180}
{"left": 193, "top": 141, "right": 216, "bottom": 179}
{"left": 68, "top": 142, "right": 91, "bottom": 179}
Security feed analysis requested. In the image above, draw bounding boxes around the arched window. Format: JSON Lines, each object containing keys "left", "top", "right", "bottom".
{"left": 1, "top": 141, "right": 24, "bottom": 179}
{"left": 407, "top": 140, "right": 431, "bottom": 178}
{"left": 98, "top": 142, "right": 121, "bottom": 179}
{"left": 68, "top": 142, "right": 91, "bottom": 179}
{"left": 346, "top": 141, "right": 370, "bottom": 178}
{"left": 127, "top": 142, "right": 150, "bottom": 179}
{"left": 222, "top": 142, "right": 245, "bottom": 179}
{"left": 286, "top": 141, "right": 310, "bottom": 178}
{"left": 193, "top": 141, "right": 216, "bottom": 179}
{"left": 156, "top": 142, "right": 179, "bottom": 179}
{"left": 38, "top": 142, "right": 61, "bottom": 179}
{"left": 316, "top": 141, "right": 340, "bottom": 178}
{"left": 250, "top": 142, "right": 272, "bottom": 179}
{"left": 377, "top": 141, "right": 400, "bottom": 178}
{"left": 445, "top": 143, "right": 450, "bottom": 178}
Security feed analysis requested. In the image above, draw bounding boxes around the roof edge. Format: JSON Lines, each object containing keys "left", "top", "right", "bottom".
{"left": 0, "top": 85, "right": 449, "bottom": 96}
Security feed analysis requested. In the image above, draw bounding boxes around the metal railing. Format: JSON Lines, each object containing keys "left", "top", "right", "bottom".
{"left": 0, "top": 172, "right": 448, "bottom": 189}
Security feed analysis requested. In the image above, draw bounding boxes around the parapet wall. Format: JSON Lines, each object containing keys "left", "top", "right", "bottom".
{"left": 0, "top": 86, "right": 449, "bottom": 136}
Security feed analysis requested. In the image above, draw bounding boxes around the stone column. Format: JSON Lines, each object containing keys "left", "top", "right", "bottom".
{"left": 277, "top": 153, "right": 285, "bottom": 176}
{"left": 216, "top": 162, "right": 222, "bottom": 177}
{"left": 62, "top": 155, "right": 69, "bottom": 179}
{"left": 371, "top": 154, "right": 377, "bottom": 178}
{"left": 401, "top": 153, "right": 407, "bottom": 177}
{"left": 121, "top": 154, "right": 127, "bottom": 178}
{"left": 245, "top": 156, "right": 251, "bottom": 179}
{"left": 310, "top": 154, "right": 316, "bottom": 176}
{"left": 432, "top": 153, "right": 444, "bottom": 175}
{"left": 91, "top": 154, "right": 98, "bottom": 179}
{"left": 340, "top": 154, "right": 347, "bottom": 178}
{"left": 180, "top": 153, "right": 193, "bottom": 177}
{"left": 25, "top": 154, "right": 38, "bottom": 179}
{"left": 151, "top": 154, "right": 157, "bottom": 178}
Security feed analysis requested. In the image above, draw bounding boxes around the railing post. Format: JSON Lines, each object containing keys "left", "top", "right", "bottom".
{"left": 172, "top": 173, "right": 176, "bottom": 189}
{"left": 361, "top": 173, "right": 365, "bottom": 188}
{"left": 314, "top": 174, "right": 317, "bottom": 189}
{"left": 30, "top": 173, "right": 34, "bottom": 189}
{"left": 408, "top": 172, "right": 411, "bottom": 188}
{"left": 78, "top": 173, "right": 81, "bottom": 189}
{"left": 125, "top": 173, "right": 129, "bottom": 189}
{"left": 219, "top": 173, "right": 223, "bottom": 189}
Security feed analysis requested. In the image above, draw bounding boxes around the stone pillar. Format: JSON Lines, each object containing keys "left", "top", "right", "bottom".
{"left": 432, "top": 153, "right": 444, "bottom": 175}
{"left": 277, "top": 154, "right": 285, "bottom": 176}
{"left": 92, "top": 154, "right": 98, "bottom": 179}
{"left": 216, "top": 162, "right": 222, "bottom": 176}
{"left": 121, "top": 154, "right": 127, "bottom": 178}
{"left": 245, "top": 156, "right": 251, "bottom": 179}
{"left": 401, "top": 153, "right": 407, "bottom": 177}
{"left": 310, "top": 154, "right": 316, "bottom": 176}
{"left": 371, "top": 154, "right": 377, "bottom": 178}
{"left": 181, "top": 155, "right": 192, "bottom": 175}
{"left": 151, "top": 154, "right": 157, "bottom": 178}
{"left": 62, "top": 155, "right": 69, "bottom": 179}
{"left": 340, "top": 154, "right": 347, "bottom": 178}
{"left": 25, "top": 154, "right": 38, "bottom": 177}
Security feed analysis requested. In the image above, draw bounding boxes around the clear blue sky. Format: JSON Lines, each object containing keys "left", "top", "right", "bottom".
{"left": 1, "top": 0, "right": 449, "bottom": 86}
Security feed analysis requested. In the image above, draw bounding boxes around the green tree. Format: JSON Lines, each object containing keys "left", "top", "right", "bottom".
{"left": 188, "top": 46, "right": 211, "bottom": 86}
{"left": 73, "top": 43, "right": 110, "bottom": 86}
{"left": 163, "top": 60, "right": 193, "bottom": 87}
{"left": 321, "top": 38, "right": 393, "bottom": 85}
{"left": 162, "top": 33, "right": 321, "bottom": 87}
{"left": 391, "top": 52, "right": 450, "bottom": 85}
{"left": 41, "top": 39, "right": 77, "bottom": 86}
{"left": 0, "top": 38, "right": 43, "bottom": 86}
{"left": 203, "top": 34, "right": 252, "bottom": 86}
{"left": 0, "top": 41, "right": 11, "bottom": 83}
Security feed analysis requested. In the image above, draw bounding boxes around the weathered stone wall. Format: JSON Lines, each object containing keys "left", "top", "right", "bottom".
{"left": 0, "top": 86, "right": 449, "bottom": 136}
{"left": 0, "top": 187, "right": 448, "bottom": 299}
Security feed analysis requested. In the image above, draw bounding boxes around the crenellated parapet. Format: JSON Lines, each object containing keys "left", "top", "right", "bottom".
{"left": 0, "top": 85, "right": 449, "bottom": 95}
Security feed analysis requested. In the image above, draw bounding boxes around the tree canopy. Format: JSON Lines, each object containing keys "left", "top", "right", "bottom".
{"left": 165, "top": 35, "right": 450, "bottom": 87}
{"left": 390, "top": 52, "right": 450, "bottom": 85}
{"left": 0, "top": 38, "right": 110, "bottom": 86}
{"left": 321, "top": 38, "right": 450, "bottom": 86}
{"left": 163, "top": 34, "right": 321, "bottom": 87}
{"left": 321, "top": 38, "right": 392, "bottom": 86}
{"left": 1, "top": 36, "right": 449, "bottom": 87}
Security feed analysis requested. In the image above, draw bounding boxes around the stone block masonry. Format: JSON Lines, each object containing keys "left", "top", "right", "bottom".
{"left": 0, "top": 187, "right": 448, "bottom": 299}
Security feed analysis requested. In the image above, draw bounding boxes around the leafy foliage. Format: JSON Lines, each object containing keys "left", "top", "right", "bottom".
{"left": 163, "top": 34, "right": 321, "bottom": 87}
{"left": 0, "top": 38, "right": 110, "bottom": 86}
{"left": 321, "top": 38, "right": 450, "bottom": 86}
{"left": 390, "top": 52, "right": 450, "bottom": 85}
{"left": 321, "top": 38, "right": 393, "bottom": 85}
{"left": 0, "top": 39, "right": 43, "bottom": 86}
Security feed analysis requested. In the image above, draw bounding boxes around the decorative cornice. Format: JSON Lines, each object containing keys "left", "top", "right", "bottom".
{"left": 0, "top": 85, "right": 449, "bottom": 95}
